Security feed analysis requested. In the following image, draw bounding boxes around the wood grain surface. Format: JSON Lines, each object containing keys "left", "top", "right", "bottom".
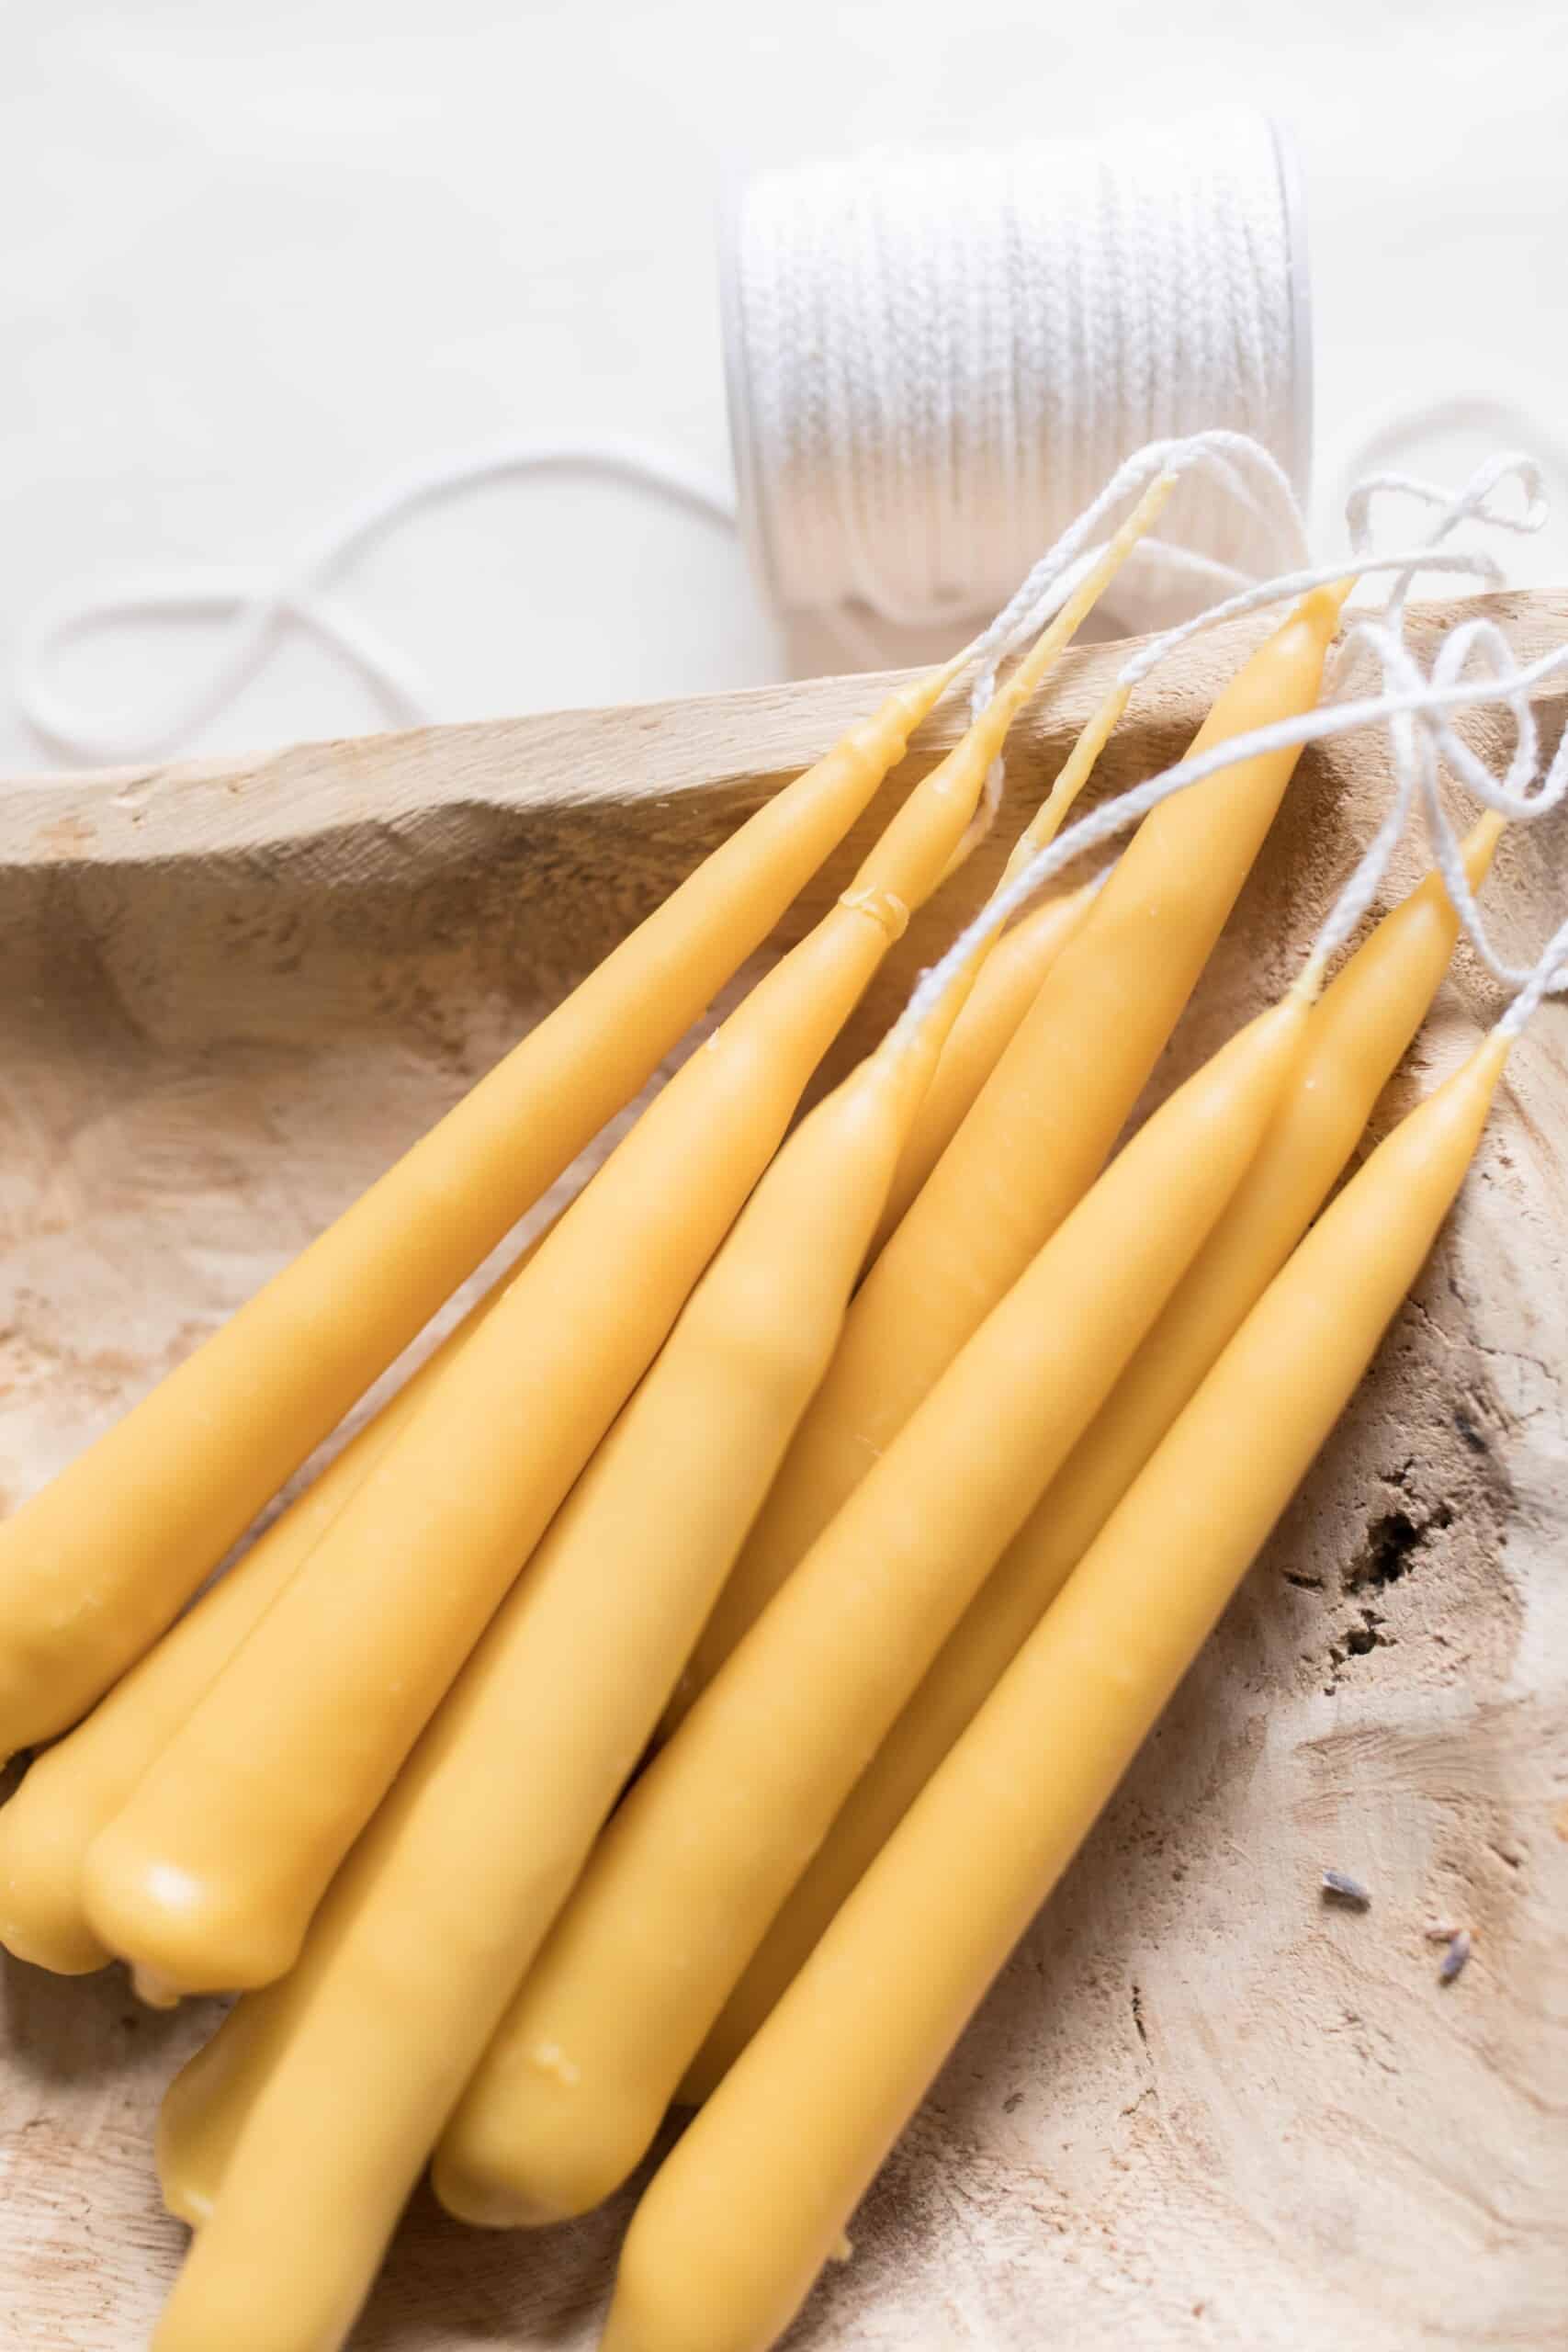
{"left": 2, "top": 594, "right": 1566, "bottom": 2351}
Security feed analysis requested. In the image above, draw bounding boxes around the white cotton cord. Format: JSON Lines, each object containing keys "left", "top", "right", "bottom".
{"left": 723, "top": 111, "right": 1312, "bottom": 651}
{"left": 914, "top": 445, "right": 1568, "bottom": 1011}
{"left": 1328, "top": 450, "right": 1548, "bottom": 699}
{"left": 1288, "top": 453, "right": 1559, "bottom": 989}
{"left": 1496, "top": 912, "right": 1568, "bottom": 1039}
{"left": 966, "top": 432, "right": 1306, "bottom": 707}
{"left": 13, "top": 437, "right": 738, "bottom": 765}
{"left": 15, "top": 570, "right": 442, "bottom": 754}
{"left": 1228, "top": 615, "right": 1568, "bottom": 992}
{"left": 1306, "top": 454, "right": 1563, "bottom": 989}
{"left": 1345, "top": 452, "right": 1546, "bottom": 575}
{"left": 1398, "top": 619, "right": 1568, "bottom": 996}
{"left": 947, "top": 429, "right": 1304, "bottom": 845}
{"left": 1169, "top": 600, "right": 1533, "bottom": 992}
{"left": 1300, "top": 653, "right": 1448, "bottom": 993}
{"left": 1117, "top": 544, "right": 1503, "bottom": 693}
{"left": 895, "top": 627, "right": 1568, "bottom": 1053}
{"left": 1300, "top": 704, "right": 1430, "bottom": 991}
{"left": 931, "top": 451, "right": 1547, "bottom": 941}
{"left": 1122, "top": 447, "right": 1551, "bottom": 701}
{"left": 1321, "top": 391, "right": 1568, "bottom": 563}
{"left": 1112, "top": 451, "right": 1566, "bottom": 993}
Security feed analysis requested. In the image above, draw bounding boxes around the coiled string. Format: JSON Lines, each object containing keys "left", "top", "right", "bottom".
{"left": 726, "top": 109, "right": 1310, "bottom": 644}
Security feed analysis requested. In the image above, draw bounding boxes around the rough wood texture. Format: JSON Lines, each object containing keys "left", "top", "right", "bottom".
{"left": 2, "top": 592, "right": 1565, "bottom": 2351}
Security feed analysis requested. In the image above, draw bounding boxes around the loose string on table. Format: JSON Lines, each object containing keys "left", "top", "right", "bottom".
{"left": 12, "top": 439, "right": 738, "bottom": 767}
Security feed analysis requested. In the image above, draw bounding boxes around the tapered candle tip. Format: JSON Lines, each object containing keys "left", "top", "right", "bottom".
{"left": 1467, "top": 808, "right": 1508, "bottom": 863}
{"left": 1472, "top": 1026, "right": 1515, "bottom": 1084}
{"left": 1302, "top": 575, "right": 1358, "bottom": 630}
{"left": 1292, "top": 951, "right": 1328, "bottom": 1008}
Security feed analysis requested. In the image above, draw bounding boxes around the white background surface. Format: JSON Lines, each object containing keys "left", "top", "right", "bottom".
{"left": 2, "top": 0, "right": 1564, "bottom": 776}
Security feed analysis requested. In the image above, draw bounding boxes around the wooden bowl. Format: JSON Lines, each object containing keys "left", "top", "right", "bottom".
{"left": 3, "top": 594, "right": 1565, "bottom": 2348}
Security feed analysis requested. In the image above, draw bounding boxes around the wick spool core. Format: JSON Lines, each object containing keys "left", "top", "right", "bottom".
{"left": 721, "top": 108, "right": 1313, "bottom": 650}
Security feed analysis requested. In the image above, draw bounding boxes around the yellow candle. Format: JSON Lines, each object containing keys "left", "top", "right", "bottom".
{"left": 147, "top": 568, "right": 1154, "bottom": 2243}
{"left": 675, "top": 586, "right": 1348, "bottom": 1717}
{"left": 865, "top": 882, "right": 1100, "bottom": 1261}
{"left": 0, "top": 657, "right": 964, "bottom": 1758}
{"left": 603, "top": 1032, "right": 1510, "bottom": 2352}
{"left": 82, "top": 592, "right": 1100, "bottom": 2005}
{"left": 0, "top": 1229, "right": 547, "bottom": 1977}
{"left": 147, "top": 995, "right": 965, "bottom": 2352}
{"left": 687, "top": 812, "right": 1503, "bottom": 2095}
{"left": 435, "top": 988, "right": 1310, "bottom": 2228}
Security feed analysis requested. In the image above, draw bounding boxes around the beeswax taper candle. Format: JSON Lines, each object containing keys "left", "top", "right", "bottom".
{"left": 0, "top": 1223, "right": 555, "bottom": 1977}
{"left": 602, "top": 1031, "right": 1512, "bottom": 2352}
{"left": 0, "top": 655, "right": 964, "bottom": 1755}
{"left": 435, "top": 985, "right": 1310, "bottom": 2227}
{"left": 85, "top": 576, "right": 1111, "bottom": 2005}
{"left": 689, "top": 813, "right": 1504, "bottom": 2093}
{"left": 674, "top": 585, "right": 1348, "bottom": 1718}
{"left": 148, "top": 973, "right": 973, "bottom": 2352}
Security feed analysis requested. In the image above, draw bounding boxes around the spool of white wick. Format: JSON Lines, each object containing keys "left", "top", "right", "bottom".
{"left": 720, "top": 107, "right": 1313, "bottom": 650}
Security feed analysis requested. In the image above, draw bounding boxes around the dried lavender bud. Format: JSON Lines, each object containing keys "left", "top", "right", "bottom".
{"left": 1438, "top": 1929, "right": 1472, "bottom": 1984}
{"left": 1321, "top": 1868, "right": 1371, "bottom": 1907}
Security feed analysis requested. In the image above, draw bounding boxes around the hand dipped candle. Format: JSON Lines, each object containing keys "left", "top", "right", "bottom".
{"left": 145, "top": 943, "right": 978, "bottom": 2352}
{"left": 0, "top": 656, "right": 967, "bottom": 1757}
{"left": 686, "top": 812, "right": 1504, "bottom": 2095}
{"left": 82, "top": 567, "right": 1121, "bottom": 2007}
{"left": 601, "top": 1028, "right": 1513, "bottom": 2352}
{"left": 434, "top": 983, "right": 1313, "bottom": 2229}
{"left": 142, "top": 486, "right": 1179, "bottom": 2274}
{"left": 672, "top": 585, "right": 1348, "bottom": 1720}
{"left": 0, "top": 1221, "right": 554, "bottom": 1977}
